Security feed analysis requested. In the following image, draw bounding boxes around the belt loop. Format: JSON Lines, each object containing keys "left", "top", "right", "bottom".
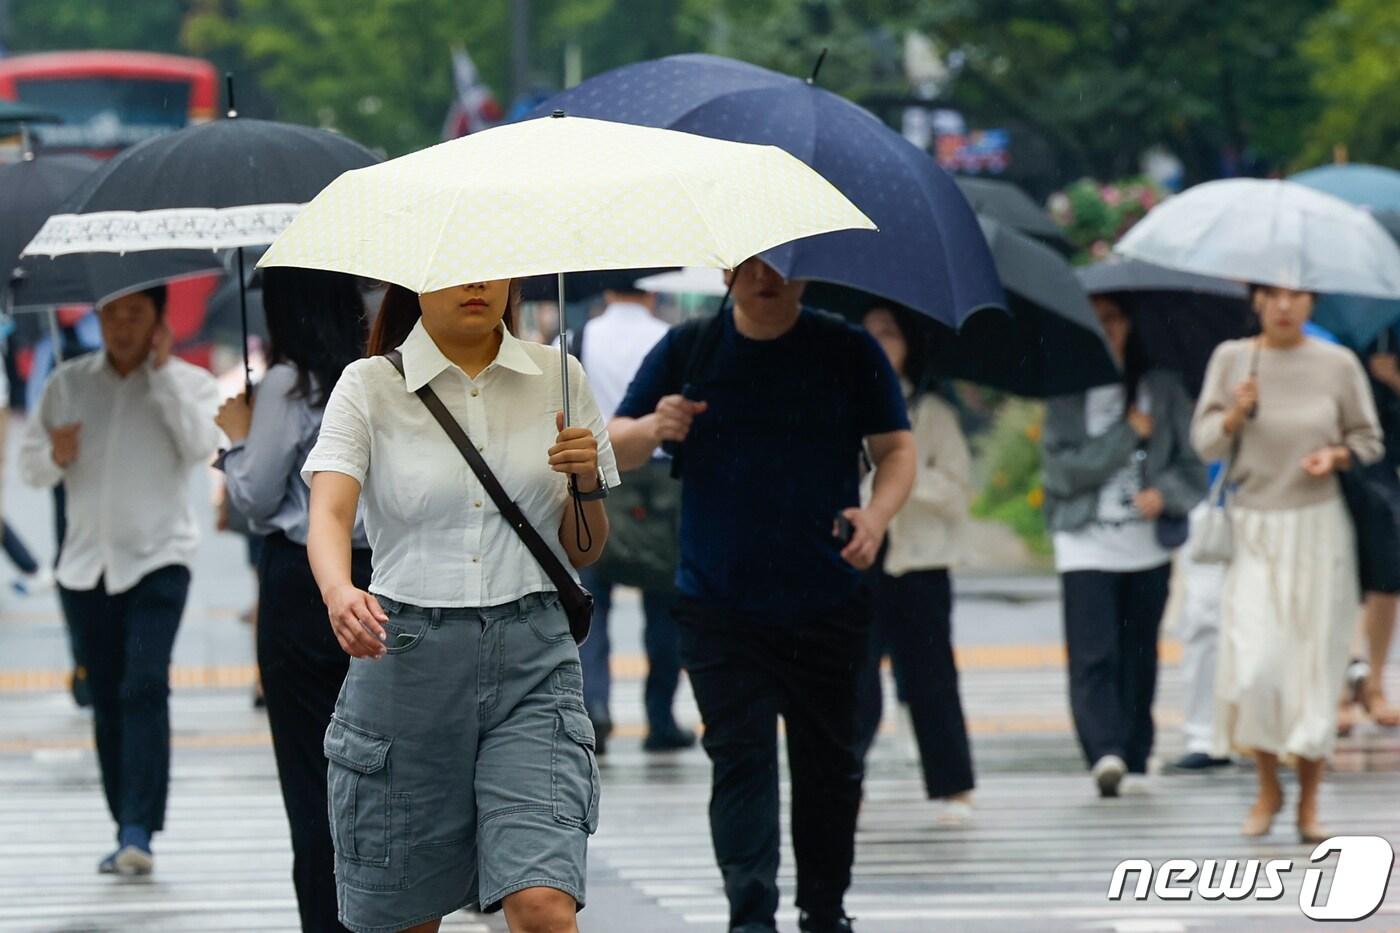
{"left": 430, "top": 607, "right": 443, "bottom": 629}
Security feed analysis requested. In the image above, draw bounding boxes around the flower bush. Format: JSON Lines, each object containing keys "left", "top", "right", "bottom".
{"left": 970, "top": 398, "right": 1051, "bottom": 559}
{"left": 1048, "top": 176, "right": 1166, "bottom": 264}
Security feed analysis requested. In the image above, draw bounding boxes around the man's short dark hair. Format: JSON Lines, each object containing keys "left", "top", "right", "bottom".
{"left": 104, "top": 285, "right": 168, "bottom": 318}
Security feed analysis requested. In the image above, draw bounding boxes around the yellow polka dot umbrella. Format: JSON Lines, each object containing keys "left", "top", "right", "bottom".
{"left": 257, "top": 113, "right": 874, "bottom": 291}
{"left": 259, "top": 112, "right": 874, "bottom": 424}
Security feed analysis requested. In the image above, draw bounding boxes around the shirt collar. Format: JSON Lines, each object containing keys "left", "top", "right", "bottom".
{"left": 602, "top": 300, "right": 654, "bottom": 321}
{"left": 398, "top": 318, "right": 542, "bottom": 392}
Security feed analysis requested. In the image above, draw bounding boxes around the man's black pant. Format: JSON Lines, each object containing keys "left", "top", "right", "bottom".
{"left": 675, "top": 593, "right": 871, "bottom": 933}
{"left": 1060, "top": 564, "right": 1171, "bottom": 773}
{"left": 855, "top": 568, "right": 975, "bottom": 799}
{"left": 59, "top": 564, "right": 190, "bottom": 835}
{"left": 257, "top": 532, "right": 371, "bottom": 933}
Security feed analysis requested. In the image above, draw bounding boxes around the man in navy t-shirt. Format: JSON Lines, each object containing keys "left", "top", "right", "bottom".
{"left": 610, "top": 259, "right": 915, "bottom": 933}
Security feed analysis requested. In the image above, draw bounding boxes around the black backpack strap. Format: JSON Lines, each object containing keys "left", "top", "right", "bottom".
{"left": 664, "top": 310, "right": 727, "bottom": 479}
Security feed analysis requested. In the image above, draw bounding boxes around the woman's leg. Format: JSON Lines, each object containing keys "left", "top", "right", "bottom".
{"left": 886, "top": 569, "right": 975, "bottom": 799}
{"left": 1361, "top": 593, "right": 1400, "bottom": 725}
{"left": 1062, "top": 571, "right": 1127, "bottom": 772}
{"left": 1243, "top": 750, "right": 1284, "bottom": 836}
{"left": 1296, "top": 757, "right": 1326, "bottom": 840}
{"left": 502, "top": 888, "right": 579, "bottom": 933}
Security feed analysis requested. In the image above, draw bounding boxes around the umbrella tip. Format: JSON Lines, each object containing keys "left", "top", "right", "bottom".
{"left": 552, "top": 109, "right": 566, "bottom": 119}
{"left": 807, "top": 48, "right": 829, "bottom": 85}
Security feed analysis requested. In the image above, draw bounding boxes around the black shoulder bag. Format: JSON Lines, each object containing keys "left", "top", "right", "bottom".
{"left": 385, "top": 350, "right": 594, "bottom": 644}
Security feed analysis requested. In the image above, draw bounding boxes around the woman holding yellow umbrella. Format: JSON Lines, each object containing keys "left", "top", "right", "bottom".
{"left": 263, "top": 114, "right": 873, "bottom": 933}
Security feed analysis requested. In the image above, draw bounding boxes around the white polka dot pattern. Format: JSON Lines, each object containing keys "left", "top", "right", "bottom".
{"left": 257, "top": 116, "right": 875, "bottom": 290}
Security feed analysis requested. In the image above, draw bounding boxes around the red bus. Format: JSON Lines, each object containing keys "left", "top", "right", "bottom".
{"left": 0, "top": 51, "right": 223, "bottom": 370}
{"left": 0, "top": 51, "right": 218, "bottom": 157}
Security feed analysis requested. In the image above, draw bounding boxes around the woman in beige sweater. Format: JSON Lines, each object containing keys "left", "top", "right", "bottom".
{"left": 1192, "top": 285, "right": 1383, "bottom": 843}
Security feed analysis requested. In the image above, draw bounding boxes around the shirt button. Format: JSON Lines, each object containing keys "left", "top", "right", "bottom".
{"left": 472, "top": 556, "right": 480, "bottom": 563}
{"left": 471, "top": 389, "right": 480, "bottom": 398}
{"left": 474, "top": 500, "right": 483, "bottom": 508}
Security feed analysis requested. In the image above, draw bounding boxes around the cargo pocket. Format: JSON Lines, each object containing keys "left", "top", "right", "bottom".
{"left": 551, "top": 702, "right": 601, "bottom": 834}
{"left": 324, "top": 718, "right": 411, "bottom": 890}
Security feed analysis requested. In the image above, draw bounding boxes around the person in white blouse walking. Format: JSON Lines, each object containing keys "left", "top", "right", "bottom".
{"left": 304, "top": 278, "right": 619, "bottom": 933}
{"left": 20, "top": 285, "right": 221, "bottom": 877}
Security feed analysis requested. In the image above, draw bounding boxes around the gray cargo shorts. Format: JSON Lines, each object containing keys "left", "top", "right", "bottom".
{"left": 324, "top": 592, "right": 600, "bottom": 933}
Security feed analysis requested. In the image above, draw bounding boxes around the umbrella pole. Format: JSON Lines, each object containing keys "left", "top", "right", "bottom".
{"left": 557, "top": 271, "right": 571, "bottom": 425}
{"left": 237, "top": 245, "right": 252, "bottom": 397}
{"left": 46, "top": 307, "right": 64, "bottom": 364}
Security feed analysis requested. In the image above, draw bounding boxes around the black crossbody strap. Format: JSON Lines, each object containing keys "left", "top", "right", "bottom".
{"left": 384, "top": 350, "right": 578, "bottom": 598}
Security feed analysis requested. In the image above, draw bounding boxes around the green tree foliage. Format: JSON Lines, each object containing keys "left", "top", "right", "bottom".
{"left": 1301, "top": 0, "right": 1400, "bottom": 167}
{"left": 7, "top": 0, "right": 189, "bottom": 54}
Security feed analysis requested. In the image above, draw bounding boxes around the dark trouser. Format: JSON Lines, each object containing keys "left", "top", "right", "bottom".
{"left": 1061, "top": 564, "right": 1171, "bottom": 774}
{"left": 59, "top": 564, "right": 191, "bottom": 835}
{"left": 257, "top": 532, "right": 370, "bottom": 933}
{"left": 675, "top": 593, "right": 870, "bottom": 933}
{"left": 2, "top": 521, "right": 39, "bottom": 575}
{"left": 856, "top": 568, "right": 975, "bottom": 799}
{"left": 578, "top": 565, "right": 683, "bottom": 734}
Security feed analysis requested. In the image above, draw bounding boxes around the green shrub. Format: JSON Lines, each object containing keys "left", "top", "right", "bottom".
{"left": 969, "top": 398, "right": 1051, "bottom": 558}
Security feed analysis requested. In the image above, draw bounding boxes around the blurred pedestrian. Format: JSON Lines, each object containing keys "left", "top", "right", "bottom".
{"left": 214, "top": 267, "right": 369, "bottom": 933}
{"left": 1042, "top": 295, "right": 1206, "bottom": 797}
{"left": 1334, "top": 344, "right": 1400, "bottom": 730}
{"left": 1169, "top": 490, "right": 1233, "bottom": 772}
{"left": 571, "top": 281, "right": 694, "bottom": 754}
{"left": 855, "top": 304, "right": 976, "bottom": 824}
{"left": 304, "top": 278, "right": 617, "bottom": 933}
{"left": 1192, "top": 284, "right": 1382, "bottom": 842}
{"left": 609, "top": 259, "right": 917, "bottom": 933}
{"left": 19, "top": 285, "right": 221, "bottom": 876}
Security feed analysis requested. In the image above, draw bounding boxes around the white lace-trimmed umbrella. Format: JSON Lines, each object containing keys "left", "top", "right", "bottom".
{"left": 258, "top": 112, "right": 875, "bottom": 423}
{"left": 1116, "top": 179, "right": 1400, "bottom": 299}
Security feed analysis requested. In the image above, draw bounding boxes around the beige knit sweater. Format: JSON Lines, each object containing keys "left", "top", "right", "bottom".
{"left": 1192, "top": 337, "right": 1383, "bottom": 510}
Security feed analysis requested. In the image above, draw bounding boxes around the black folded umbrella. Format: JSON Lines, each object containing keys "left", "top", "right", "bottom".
{"left": 1078, "top": 258, "right": 1252, "bottom": 397}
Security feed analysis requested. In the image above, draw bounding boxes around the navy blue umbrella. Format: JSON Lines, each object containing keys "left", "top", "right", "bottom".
{"left": 533, "top": 54, "right": 1004, "bottom": 329}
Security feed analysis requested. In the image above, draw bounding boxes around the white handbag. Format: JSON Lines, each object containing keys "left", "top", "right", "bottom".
{"left": 1190, "top": 467, "right": 1235, "bottom": 564}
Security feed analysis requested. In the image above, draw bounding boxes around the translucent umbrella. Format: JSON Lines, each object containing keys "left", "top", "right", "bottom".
{"left": 1116, "top": 179, "right": 1400, "bottom": 299}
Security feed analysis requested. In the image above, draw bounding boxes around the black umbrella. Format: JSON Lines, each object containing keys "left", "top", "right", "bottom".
{"left": 0, "top": 100, "right": 60, "bottom": 124}
{"left": 0, "top": 153, "right": 100, "bottom": 289}
{"left": 953, "top": 176, "right": 1072, "bottom": 253}
{"left": 1078, "top": 258, "right": 1252, "bottom": 397}
{"left": 807, "top": 219, "right": 1118, "bottom": 397}
{"left": 930, "top": 219, "right": 1117, "bottom": 397}
{"left": 21, "top": 81, "right": 380, "bottom": 391}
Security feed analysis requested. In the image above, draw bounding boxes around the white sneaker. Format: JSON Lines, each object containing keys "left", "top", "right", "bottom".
{"left": 1120, "top": 774, "right": 1152, "bottom": 796}
{"left": 933, "top": 798, "right": 973, "bottom": 827}
{"left": 1092, "top": 755, "right": 1127, "bottom": 798}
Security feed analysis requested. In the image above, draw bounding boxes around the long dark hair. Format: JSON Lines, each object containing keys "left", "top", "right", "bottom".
{"left": 868, "top": 302, "right": 932, "bottom": 393}
{"left": 367, "top": 281, "right": 522, "bottom": 357}
{"left": 261, "top": 266, "right": 368, "bottom": 408}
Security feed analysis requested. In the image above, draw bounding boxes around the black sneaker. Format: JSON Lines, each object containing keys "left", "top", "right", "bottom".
{"left": 798, "top": 910, "right": 855, "bottom": 932}
{"left": 1170, "top": 752, "right": 1233, "bottom": 771}
{"left": 643, "top": 726, "right": 697, "bottom": 752}
{"left": 589, "top": 711, "right": 613, "bottom": 757}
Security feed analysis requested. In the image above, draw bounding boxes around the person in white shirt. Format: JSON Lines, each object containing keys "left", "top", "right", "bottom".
{"left": 304, "top": 278, "right": 619, "bottom": 933}
{"left": 572, "top": 284, "right": 694, "bottom": 754}
{"left": 20, "top": 285, "right": 221, "bottom": 877}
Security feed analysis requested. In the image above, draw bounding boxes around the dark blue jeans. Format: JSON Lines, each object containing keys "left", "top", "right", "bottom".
{"left": 59, "top": 565, "right": 190, "bottom": 835}
{"left": 577, "top": 566, "right": 683, "bottom": 734}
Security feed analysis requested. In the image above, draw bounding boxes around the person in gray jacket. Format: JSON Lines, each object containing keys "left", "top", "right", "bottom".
{"left": 1041, "top": 296, "right": 1207, "bottom": 797}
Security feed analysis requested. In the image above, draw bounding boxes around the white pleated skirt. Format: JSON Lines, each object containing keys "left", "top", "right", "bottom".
{"left": 1213, "top": 496, "right": 1357, "bottom": 762}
